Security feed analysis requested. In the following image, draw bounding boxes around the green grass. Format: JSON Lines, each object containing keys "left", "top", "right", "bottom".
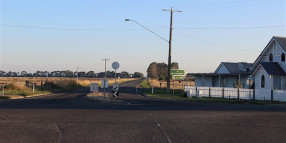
{"left": 140, "top": 80, "right": 286, "bottom": 105}
{"left": 140, "top": 80, "right": 152, "bottom": 88}
{"left": 0, "top": 96, "right": 10, "bottom": 99}
{"left": 5, "top": 89, "right": 51, "bottom": 97}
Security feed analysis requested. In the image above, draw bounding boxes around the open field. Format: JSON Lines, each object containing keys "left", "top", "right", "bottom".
{"left": 0, "top": 77, "right": 136, "bottom": 98}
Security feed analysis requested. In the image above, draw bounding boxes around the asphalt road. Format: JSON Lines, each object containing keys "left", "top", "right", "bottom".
{"left": 0, "top": 79, "right": 286, "bottom": 143}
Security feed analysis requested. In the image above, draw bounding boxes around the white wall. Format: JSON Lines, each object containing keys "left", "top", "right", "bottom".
{"left": 282, "top": 76, "right": 286, "bottom": 90}
{"left": 194, "top": 75, "right": 212, "bottom": 87}
{"left": 254, "top": 67, "right": 272, "bottom": 89}
{"left": 216, "top": 64, "right": 230, "bottom": 74}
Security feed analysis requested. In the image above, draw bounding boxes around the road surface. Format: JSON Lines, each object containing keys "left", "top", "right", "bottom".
{"left": 0, "top": 79, "right": 285, "bottom": 143}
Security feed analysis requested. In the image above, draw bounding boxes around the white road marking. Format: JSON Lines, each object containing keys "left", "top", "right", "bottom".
{"left": 149, "top": 114, "right": 172, "bottom": 143}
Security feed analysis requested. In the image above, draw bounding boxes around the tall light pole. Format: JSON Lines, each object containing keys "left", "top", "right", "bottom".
{"left": 125, "top": 7, "right": 181, "bottom": 93}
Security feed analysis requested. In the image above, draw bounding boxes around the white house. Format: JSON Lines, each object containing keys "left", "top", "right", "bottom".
{"left": 250, "top": 36, "right": 286, "bottom": 90}
{"left": 191, "top": 62, "right": 252, "bottom": 88}
{"left": 190, "top": 36, "right": 286, "bottom": 91}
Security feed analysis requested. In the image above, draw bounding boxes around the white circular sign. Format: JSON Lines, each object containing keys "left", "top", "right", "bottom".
{"left": 112, "top": 62, "right": 120, "bottom": 70}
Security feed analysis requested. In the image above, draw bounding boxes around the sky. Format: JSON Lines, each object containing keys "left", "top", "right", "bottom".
{"left": 1, "top": 0, "right": 286, "bottom": 75}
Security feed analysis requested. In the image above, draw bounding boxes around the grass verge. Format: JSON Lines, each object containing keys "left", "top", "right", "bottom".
{"left": 140, "top": 80, "right": 286, "bottom": 105}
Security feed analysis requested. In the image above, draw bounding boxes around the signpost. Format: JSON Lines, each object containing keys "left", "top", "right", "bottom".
{"left": 101, "top": 79, "right": 108, "bottom": 89}
{"left": 112, "top": 62, "right": 120, "bottom": 83}
{"left": 90, "top": 83, "right": 99, "bottom": 92}
{"left": 113, "top": 83, "right": 119, "bottom": 98}
{"left": 112, "top": 62, "right": 120, "bottom": 98}
{"left": 0, "top": 83, "right": 6, "bottom": 96}
{"left": 170, "top": 69, "right": 187, "bottom": 80}
{"left": 170, "top": 70, "right": 187, "bottom": 96}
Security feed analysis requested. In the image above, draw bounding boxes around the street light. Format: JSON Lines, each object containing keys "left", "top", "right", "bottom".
{"left": 125, "top": 8, "right": 181, "bottom": 93}
{"left": 125, "top": 19, "right": 168, "bottom": 42}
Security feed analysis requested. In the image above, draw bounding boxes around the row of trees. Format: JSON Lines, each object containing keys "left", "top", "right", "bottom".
{"left": 0, "top": 70, "right": 144, "bottom": 78}
{"left": 147, "top": 62, "right": 179, "bottom": 80}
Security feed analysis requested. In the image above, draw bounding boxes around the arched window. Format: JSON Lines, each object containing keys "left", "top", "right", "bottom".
{"left": 261, "top": 75, "right": 265, "bottom": 88}
{"left": 269, "top": 53, "right": 273, "bottom": 61}
{"left": 282, "top": 53, "right": 285, "bottom": 62}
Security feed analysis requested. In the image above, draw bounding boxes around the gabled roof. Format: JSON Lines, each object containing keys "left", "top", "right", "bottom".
{"left": 255, "top": 62, "right": 286, "bottom": 76}
{"left": 251, "top": 36, "right": 286, "bottom": 71}
{"left": 274, "top": 36, "right": 286, "bottom": 51}
{"left": 215, "top": 62, "right": 252, "bottom": 74}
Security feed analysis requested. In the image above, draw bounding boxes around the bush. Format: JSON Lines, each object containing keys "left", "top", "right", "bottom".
{"left": 159, "top": 75, "right": 166, "bottom": 81}
{"left": 5, "top": 83, "right": 19, "bottom": 91}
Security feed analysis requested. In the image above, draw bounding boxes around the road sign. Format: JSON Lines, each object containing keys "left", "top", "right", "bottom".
{"left": 90, "top": 83, "right": 98, "bottom": 92}
{"left": 113, "top": 83, "right": 119, "bottom": 97}
{"left": 171, "top": 69, "right": 187, "bottom": 80}
{"left": 101, "top": 79, "right": 108, "bottom": 88}
{"left": 112, "top": 62, "right": 120, "bottom": 70}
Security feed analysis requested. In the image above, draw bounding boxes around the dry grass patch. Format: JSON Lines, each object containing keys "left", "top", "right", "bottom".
{"left": 148, "top": 78, "right": 194, "bottom": 89}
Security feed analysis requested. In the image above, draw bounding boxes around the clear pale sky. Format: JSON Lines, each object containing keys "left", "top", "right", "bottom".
{"left": 1, "top": 0, "right": 286, "bottom": 75}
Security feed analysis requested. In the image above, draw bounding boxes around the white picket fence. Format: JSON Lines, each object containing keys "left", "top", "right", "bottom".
{"left": 185, "top": 86, "right": 286, "bottom": 102}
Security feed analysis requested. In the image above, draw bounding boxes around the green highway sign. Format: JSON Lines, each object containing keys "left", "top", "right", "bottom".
{"left": 172, "top": 75, "right": 185, "bottom": 80}
{"left": 171, "top": 69, "right": 187, "bottom": 80}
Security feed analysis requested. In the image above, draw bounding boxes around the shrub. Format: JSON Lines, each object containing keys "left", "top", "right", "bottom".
{"left": 5, "top": 83, "right": 19, "bottom": 91}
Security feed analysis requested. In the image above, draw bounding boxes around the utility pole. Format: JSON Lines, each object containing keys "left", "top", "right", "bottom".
{"left": 102, "top": 59, "right": 110, "bottom": 93}
{"left": 163, "top": 7, "right": 182, "bottom": 93}
{"left": 102, "top": 59, "right": 110, "bottom": 79}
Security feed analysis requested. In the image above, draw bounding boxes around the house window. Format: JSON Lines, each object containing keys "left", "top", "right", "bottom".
{"left": 282, "top": 53, "right": 285, "bottom": 62}
{"left": 261, "top": 75, "right": 265, "bottom": 88}
{"left": 269, "top": 53, "right": 273, "bottom": 61}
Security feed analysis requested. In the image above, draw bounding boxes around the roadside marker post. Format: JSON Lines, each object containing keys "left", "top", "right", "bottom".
{"left": 113, "top": 83, "right": 119, "bottom": 98}
{"left": 112, "top": 62, "right": 120, "bottom": 99}
{"left": 1, "top": 86, "right": 4, "bottom": 96}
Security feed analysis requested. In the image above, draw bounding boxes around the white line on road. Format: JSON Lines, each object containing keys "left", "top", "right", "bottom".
{"left": 149, "top": 114, "right": 172, "bottom": 143}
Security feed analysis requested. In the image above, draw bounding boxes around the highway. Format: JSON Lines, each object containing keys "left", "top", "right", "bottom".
{"left": 0, "top": 79, "right": 285, "bottom": 143}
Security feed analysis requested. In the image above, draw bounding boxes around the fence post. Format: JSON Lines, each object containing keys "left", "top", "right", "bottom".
{"left": 1, "top": 86, "right": 4, "bottom": 96}
{"left": 209, "top": 87, "right": 211, "bottom": 98}
{"left": 271, "top": 89, "right": 273, "bottom": 102}
{"left": 237, "top": 88, "right": 240, "bottom": 100}
{"left": 222, "top": 87, "right": 224, "bottom": 98}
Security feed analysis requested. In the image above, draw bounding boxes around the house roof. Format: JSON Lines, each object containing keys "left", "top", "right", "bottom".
{"left": 274, "top": 36, "right": 286, "bottom": 51}
{"left": 260, "top": 62, "right": 286, "bottom": 76}
{"left": 220, "top": 62, "right": 252, "bottom": 74}
{"left": 251, "top": 36, "right": 286, "bottom": 71}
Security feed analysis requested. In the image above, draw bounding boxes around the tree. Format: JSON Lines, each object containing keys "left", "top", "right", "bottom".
{"left": 147, "top": 62, "right": 179, "bottom": 80}
{"left": 86, "top": 71, "right": 95, "bottom": 77}
{"left": 171, "top": 62, "right": 179, "bottom": 69}
{"left": 134, "top": 72, "right": 144, "bottom": 78}
{"left": 0, "top": 70, "right": 6, "bottom": 77}
{"left": 64, "top": 70, "right": 74, "bottom": 77}
{"left": 120, "top": 71, "right": 129, "bottom": 78}
{"left": 20, "top": 71, "right": 27, "bottom": 77}
{"left": 147, "top": 62, "right": 158, "bottom": 78}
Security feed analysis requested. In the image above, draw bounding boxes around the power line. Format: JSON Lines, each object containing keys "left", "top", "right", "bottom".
{"left": 1, "top": 24, "right": 284, "bottom": 31}
{"left": 176, "top": 29, "right": 261, "bottom": 53}
{"left": 176, "top": 25, "right": 285, "bottom": 30}
{"left": 0, "top": 24, "right": 166, "bottom": 31}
